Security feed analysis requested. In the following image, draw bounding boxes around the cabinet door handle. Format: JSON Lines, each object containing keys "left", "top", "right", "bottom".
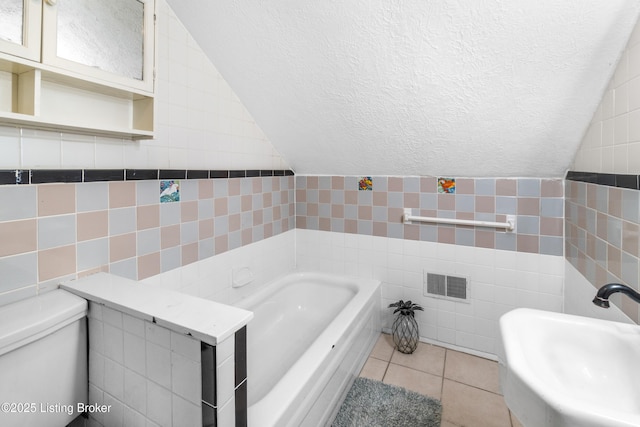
{"left": 45, "top": 0, "right": 57, "bottom": 5}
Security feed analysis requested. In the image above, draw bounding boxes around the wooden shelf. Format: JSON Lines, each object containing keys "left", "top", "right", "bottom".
{"left": 0, "top": 111, "right": 154, "bottom": 140}
{"left": 0, "top": 55, "right": 154, "bottom": 140}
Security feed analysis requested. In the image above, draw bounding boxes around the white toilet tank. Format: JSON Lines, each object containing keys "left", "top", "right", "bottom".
{"left": 0, "top": 290, "right": 88, "bottom": 427}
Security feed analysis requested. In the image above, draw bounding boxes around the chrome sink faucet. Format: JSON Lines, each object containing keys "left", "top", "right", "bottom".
{"left": 593, "top": 283, "right": 640, "bottom": 308}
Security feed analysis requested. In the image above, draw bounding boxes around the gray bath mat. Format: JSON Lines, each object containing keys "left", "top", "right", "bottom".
{"left": 332, "top": 377, "right": 442, "bottom": 427}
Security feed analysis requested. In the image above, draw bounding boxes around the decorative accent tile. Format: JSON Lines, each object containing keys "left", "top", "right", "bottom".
{"left": 358, "top": 176, "right": 373, "bottom": 191}
{"left": 438, "top": 178, "right": 456, "bottom": 194}
{"left": 160, "top": 180, "right": 180, "bottom": 203}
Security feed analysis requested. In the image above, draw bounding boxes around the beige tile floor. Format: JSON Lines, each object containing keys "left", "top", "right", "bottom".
{"left": 359, "top": 333, "right": 524, "bottom": 427}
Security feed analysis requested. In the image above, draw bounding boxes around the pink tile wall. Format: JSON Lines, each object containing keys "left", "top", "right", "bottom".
{"left": 296, "top": 176, "right": 564, "bottom": 256}
{"left": 0, "top": 176, "right": 294, "bottom": 305}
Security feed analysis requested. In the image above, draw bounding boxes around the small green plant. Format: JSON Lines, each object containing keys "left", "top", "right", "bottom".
{"left": 388, "top": 300, "right": 424, "bottom": 317}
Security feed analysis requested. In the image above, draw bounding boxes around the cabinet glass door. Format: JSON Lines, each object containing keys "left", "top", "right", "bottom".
{"left": 56, "top": 0, "right": 144, "bottom": 80}
{"left": 0, "top": 0, "right": 24, "bottom": 45}
{"left": 0, "top": 0, "right": 42, "bottom": 61}
{"left": 42, "top": 0, "right": 154, "bottom": 93}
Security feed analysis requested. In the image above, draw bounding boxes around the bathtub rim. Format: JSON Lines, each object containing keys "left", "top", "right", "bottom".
{"left": 234, "top": 270, "right": 363, "bottom": 310}
{"left": 237, "top": 270, "right": 381, "bottom": 427}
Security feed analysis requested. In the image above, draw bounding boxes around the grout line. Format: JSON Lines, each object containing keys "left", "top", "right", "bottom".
{"left": 383, "top": 352, "right": 391, "bottom": 378}
{"left": 444, "top": 377, "right": 503, "bottom": 397}
{"left": 441, "top": 349, "right": 448, "bottom": 399}
{"left": 381, "top": 359, "right": 391, "bottom": 382}
{"left": 380, "top": 346, "right": 394, "bottom": 382}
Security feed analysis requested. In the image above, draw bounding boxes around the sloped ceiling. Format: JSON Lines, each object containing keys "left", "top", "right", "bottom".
{"left": 166, "top": 0, "right": 640, "bottom": 177}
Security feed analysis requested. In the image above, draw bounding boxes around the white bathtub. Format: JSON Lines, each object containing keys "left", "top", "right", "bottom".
{"left": 235, "top": 271, "right": 381, "bottom": 427}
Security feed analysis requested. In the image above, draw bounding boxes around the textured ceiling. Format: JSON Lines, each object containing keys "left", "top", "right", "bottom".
{"left": 167, "top": 0, "right": 640, "bottom": 177}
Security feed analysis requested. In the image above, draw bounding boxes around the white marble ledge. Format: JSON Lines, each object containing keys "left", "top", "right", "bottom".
{"left": 61, "top": 272, "right": 253, "bottom": 346}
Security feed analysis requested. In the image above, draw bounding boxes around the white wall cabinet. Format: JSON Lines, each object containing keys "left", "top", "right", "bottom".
{"left": 0, "top": 0, "right": 42, "bottom": 62}
{"left": 0, "top": 0, "right": 155, "bottom": 140}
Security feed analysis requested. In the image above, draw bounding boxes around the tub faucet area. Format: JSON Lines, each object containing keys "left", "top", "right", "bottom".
{"left": 592, "top": 283, "right": 640, "bottom": 308}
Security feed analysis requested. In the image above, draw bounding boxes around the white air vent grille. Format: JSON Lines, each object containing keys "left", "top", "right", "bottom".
{"left": 446, "top": 276, "right": 467, "bottom": 299}
{"left": 424, "top": 271, "right": 468, "bottom": 301}
{"left": 426, "top": 273, "right": 446, "bottom": 296}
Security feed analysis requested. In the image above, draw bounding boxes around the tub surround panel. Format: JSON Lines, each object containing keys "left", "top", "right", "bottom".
{"left": 142, "top": 230, "right": 296, "bottom": 305}
{"left": 0, "top": 175, "right": 294, "bottom": 307}
{"left": 296, "top": 175, "right": 564, "bottom": 256}
{"left": 565, "top": 177, "right": 640, "bottom": 323}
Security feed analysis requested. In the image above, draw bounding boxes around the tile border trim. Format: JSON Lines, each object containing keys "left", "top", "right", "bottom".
{"left": 566, "top": 171, "right": 639, "bottom": 190}
{"left": 0, "top": 169, "right": 295, "bottom": 185}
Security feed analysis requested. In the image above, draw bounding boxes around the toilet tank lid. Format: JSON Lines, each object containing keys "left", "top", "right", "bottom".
{"left": 0, "top": 290, "right": 87, "bottom": 356}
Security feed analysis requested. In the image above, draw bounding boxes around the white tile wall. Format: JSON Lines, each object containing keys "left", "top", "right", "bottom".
{"left": 0, "top": 0, "right": 289, "bottom": 172}
{"left": 573, "top": 18, "right": 640, "bottom": 173}
{"left": 296, "top": 229, "right": 565, "bottom": 356}
{"left": 153, "top": 227, "right": 566, "bottom": 357}
{"left": 87, "top": 301, "right": 202, "bottom": 427}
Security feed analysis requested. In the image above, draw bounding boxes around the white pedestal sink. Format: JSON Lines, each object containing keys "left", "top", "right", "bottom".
{"left": 498, "top": 308, "right": 640, "bottom": 427}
